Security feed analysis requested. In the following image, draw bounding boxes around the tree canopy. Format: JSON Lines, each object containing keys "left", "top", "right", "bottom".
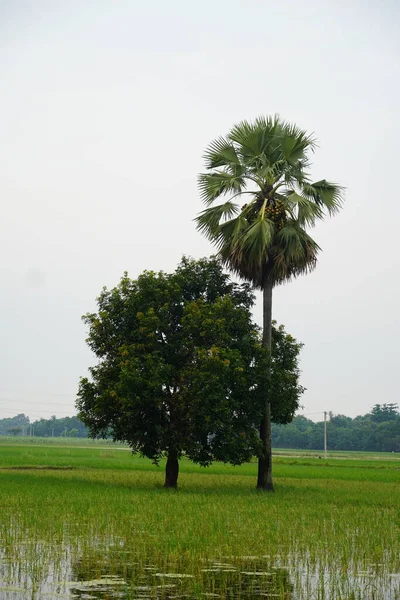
{"left": 76, "top": 257, "right": 304, "bottom": 487}
{"left": 196, "top": 115, "right": 344, "bottom": 288}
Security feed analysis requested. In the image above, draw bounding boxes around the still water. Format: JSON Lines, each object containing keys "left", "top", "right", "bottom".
{"left": 1, "top": 540, "right": 399, "bottom": 600}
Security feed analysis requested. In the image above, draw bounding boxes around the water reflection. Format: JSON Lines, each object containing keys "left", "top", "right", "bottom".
{"left": 69, "top": 552, "right": 293, "bottom": 599}
{"left": 1, "top": 543, "right": 399, "bottom": 599}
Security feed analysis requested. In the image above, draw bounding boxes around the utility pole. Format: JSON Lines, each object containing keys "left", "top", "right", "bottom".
{"left": 324, "top": 411, "right": 327, "bottom": 459}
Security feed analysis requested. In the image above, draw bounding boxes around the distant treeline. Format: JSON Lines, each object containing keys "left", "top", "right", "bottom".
{"left": 272, "top": 404, "right": 400, "bottom": 452}
{"left": 0, "top": 414, "right": 89, "bottom": 438}
{"left": 1, "top": 403, "right": 399, "bottom": 452}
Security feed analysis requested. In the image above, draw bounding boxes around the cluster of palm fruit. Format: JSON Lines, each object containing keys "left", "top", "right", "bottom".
{"left": 242, "top": 197, "right": 286, "bottom": 229}
{"left": 265, "top": 198, "right": 286, "bottom": 227}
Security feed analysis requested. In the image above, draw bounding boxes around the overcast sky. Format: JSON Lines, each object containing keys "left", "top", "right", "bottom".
{"left": 1, "top": 0, "right": 399, "bottom": 423}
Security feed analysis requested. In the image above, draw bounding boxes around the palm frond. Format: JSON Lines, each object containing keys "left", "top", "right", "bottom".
{"left": 195, "top": 202, "right": 239, "bottom": 240}
{"left": 219, "top": 243, "right": 264, "bottom": 288}
{"left": 275, "top": 225, "right": 306, "bottom": 260}
{"left": 272, "top": 226, "right": 320, "bottom": 283}
{"left": 283, "top": 159, "right": 311, "bottom": 187}
{"left": 280, "top": 121, "right": 316, "bottom": 161}
{"left": 216, "top": 215, "right": 249, "bottom": 249}
{"left": 302, "top": 180, "right": 345, "bottom": 215}
{"left": 228, "top": 117, "right": 283, "bottom": 168}
{"left": 198, "top": 171, "right": 245, "bottom": 205}
{"left": 239, "top": 218, "right": 275, "bottom": 264}
{"left": 286, "top": 191, "right": 323, "bottom": 226}
{"left": 253, "top": 114, "right": 280, "bottom": 130}
{"left": 203, "top": 136, "right": 242, "bottom": 170}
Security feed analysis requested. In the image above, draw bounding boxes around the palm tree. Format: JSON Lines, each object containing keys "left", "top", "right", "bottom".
{"left": 196, "top": 116, "right": 344, "bottom": 491}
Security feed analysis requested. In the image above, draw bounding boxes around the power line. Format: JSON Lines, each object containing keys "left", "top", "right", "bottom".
{"left": 0, "top": 407, "right": 77, "bottom": 418}
{"left": 0, "top": 387, "right": 78, "bottom": 397}
{"left": 0, "top": 398, "right": 76, "bottom": 407}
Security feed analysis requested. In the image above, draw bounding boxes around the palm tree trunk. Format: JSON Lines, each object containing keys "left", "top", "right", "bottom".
{"left": 164, "top": 449, "right": 179, "bottom": 488}
{"left": 257, "top": 278, "right": 274, "bottom": 491}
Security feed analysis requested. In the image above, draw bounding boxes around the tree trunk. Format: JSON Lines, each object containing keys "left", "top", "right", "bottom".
{"left": 164, "top": 450, "right": 179, "bottom": 488}
{"left": 257, "top": 278, "right": 274, "bottom": 491}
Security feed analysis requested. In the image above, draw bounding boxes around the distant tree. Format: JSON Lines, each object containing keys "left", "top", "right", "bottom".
{"left": 334, "top": 428, "right": 355, "bottom": 451}
{"left": 329, "top": 414, "right": 352, "bottom": 428}
{"left": 7, "top": 426, "right": 22, "bottom": 436}
{"left": 370, "top": 404, "right": 399, "bottom": 423}
{"left": 32, "top": 418, "right": 51, "bottom": 437}
{"left": 77, "top": 257, "right": 304, "bottom": 488}
{"left": 376, "top": 421, "right": 400, "bottom": 452}
{"left": 293, "top": 415, "right": 313, "bottom": 432}
{"left": 68, "top": 428, "right": 79, "bottom": 437}
{"left": 0, "top": 414, "right": 29, "bottom": 435}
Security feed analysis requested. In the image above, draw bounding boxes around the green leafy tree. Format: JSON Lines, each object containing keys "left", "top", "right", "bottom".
{"left": 269, "top": 323, "right": 304, "bottom": 424}
{"left": 0, "top": 414, "right": 29, "bottom": 435}
{"left": 77, "top": 257, "right": 304, "bottom": 488}
{"left": 7, "top": 426, "right": 23, "bottom": 436}
{"left": 370, "top": 403, "right": 399, "bottom": 423}
{"left": 196, "top": 115, "right": 344, "bottom": 490}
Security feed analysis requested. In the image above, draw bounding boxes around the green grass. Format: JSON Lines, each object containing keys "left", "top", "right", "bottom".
{"left": 1, "top": 444, "right": 399, "bottom": 482}
{"left": 0, "top": 443, "right": 399, "bottom": 599}
{"left": 274, "top": 447, "right": 400, "bottom": 460}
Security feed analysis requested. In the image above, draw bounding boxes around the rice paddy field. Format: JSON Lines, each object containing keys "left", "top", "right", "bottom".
{"left": 0, "top": 439, "right": 399, "bottom": 599}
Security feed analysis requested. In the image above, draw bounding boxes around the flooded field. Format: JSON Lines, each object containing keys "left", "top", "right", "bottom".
{"left": 0, "top": 548, "right": 295, "bottom": 599}
{"left": 0, "top": 445, "right": 399, "bottom": 599}
{"left": 1, "top": 541, "right": 399, "bottom": 599}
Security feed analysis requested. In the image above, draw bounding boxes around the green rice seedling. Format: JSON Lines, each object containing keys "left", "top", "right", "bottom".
{"left": 0, "top": 443, "right": 399, "bottom": 599}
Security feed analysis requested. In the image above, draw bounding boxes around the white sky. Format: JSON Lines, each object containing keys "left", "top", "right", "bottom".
{"left": 1, "top": 0, "right": 399, "bottom": 422}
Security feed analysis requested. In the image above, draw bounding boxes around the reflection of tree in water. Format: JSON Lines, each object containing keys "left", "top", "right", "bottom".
{"left": 202, "top": 561, "right": 293, "bottom": 599}
{"left": 70, "top": 549, "right": 135, "bottom": 599}
{"left": 70, "top": 551, "right": 293, "bottom": 599}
